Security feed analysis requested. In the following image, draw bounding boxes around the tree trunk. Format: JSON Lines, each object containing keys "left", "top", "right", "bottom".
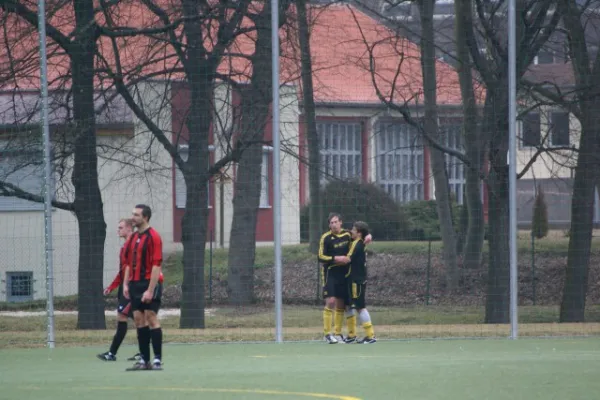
{"left": 179, "top": 0, "right": 212, "bottom": 327}
{"left": 297, "top": 0, "right": 322, "bottom": 253}
{"left": 179, "top": 80, "right": 211, "bottom": 328}
{"left": 483, "top": 92, "right": 510, "bottom": 324}
{"left": 557, "top": 0, "right": 600, "bottom": 322}
{"left": 72, "top": 0, "right": 106, "bottom": 330}
{"left": 454, "top": 0, "right": 484, "bottom": 270}
{"left": 560, "top": 101, "right": 599, "bottom": 322}
{"left": 227, "top": 5, "right": 273, "bottom": 305}
{"left": 418, "top": 0, "right": 458, "bottom": 291}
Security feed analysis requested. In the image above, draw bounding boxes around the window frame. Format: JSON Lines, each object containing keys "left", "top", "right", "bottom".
{"left": 549, "top": 111, "right": 570, "bottom": 147}
{"left": 260, "top": 145, "right": 273, "bottom": 209}
{"left": 6, "top": 271, "right": 34, "bottom": 302}
{"left": 520, "top": 112, "right": 541, "bottom": 149}
{"left": 375, "top": 121, "right": 424, "bottom": 203}
{"left": 317, "top": 121, "right": 363, "bottom": 186}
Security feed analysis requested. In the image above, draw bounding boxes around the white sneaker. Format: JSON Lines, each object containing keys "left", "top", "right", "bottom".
{"left": 324, "top": 334, "right": 338, "bottom": 344}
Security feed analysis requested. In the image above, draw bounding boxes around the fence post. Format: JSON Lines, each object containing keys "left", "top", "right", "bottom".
{"left": 531, "top": 232, "right": 536, "bottom": 306}
{"left": 209, "top": 229, "right": 213, "bottom": 305}
{"left": 426, "top": 238, "right": 432, "bottom": 306}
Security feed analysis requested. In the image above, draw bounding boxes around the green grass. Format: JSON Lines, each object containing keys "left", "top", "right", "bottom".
{"left": 2, "top": 305, "right": 600, "bottom": 348}
{"left": 1, "top": 339, "right": 600, "bottom": 399}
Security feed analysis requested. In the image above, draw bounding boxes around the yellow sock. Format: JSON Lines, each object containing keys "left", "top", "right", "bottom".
{"left": 363, "top": 322, "right": 375, "bottom": 339}
{"left": 323, "top": 308, "right": 333, "bottom": 335}
{"left": 334, "top": 309, "right": 344, "bottom": 335}
{"left": 347, "top": 315, "right": 357, "bottom": 337}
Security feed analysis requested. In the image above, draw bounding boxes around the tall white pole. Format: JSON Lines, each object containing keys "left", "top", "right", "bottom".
{"left": 37, "top": 0, "right": 55, "bottom": 348}
{"left": 508, "top": 0, "right": 518, "bottom": 339}
{"left": 271, "top": 0, "right": 283, "bottom": 343}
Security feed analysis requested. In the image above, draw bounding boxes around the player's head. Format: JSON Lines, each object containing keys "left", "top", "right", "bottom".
{"left": 117, "top": 218, "right": 134, "bottom": 239}
{"left": 132, "top": 204, "right": 152, "bottom": 228}
{"left": 351, "top": 221, "right": 369, "bottom": 240}
{"left": 328, "top": 212, "right": 343, "bottom": 234}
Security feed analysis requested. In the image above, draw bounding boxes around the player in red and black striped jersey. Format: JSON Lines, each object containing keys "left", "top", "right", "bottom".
{"left": 97, "top": 218, "right": 165, "bottom": 362}
{"left": 123, "top": 204, "right": 164, "bottom": 371}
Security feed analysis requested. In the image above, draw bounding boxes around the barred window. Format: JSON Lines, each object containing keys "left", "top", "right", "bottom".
{"left": 317, "top": 122, "right": 362, "bottom": 185}
{"left": 6, "top": 271, "right": 33, "bottom": 302}
{"left": 376, "top": 122, "right": 424, "bottom": 203}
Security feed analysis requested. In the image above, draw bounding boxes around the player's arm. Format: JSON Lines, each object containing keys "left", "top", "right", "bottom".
{"left": 317, "top": 234, "right": 333, "bottom": 264}
{"left": 346, "top": 239, "right": 359, "bottom": 258}
{"left": 122, "top": 265, "right": 131, "bottom": 299}
{"left": 144, "top": 233, "right": 163, "bottom": 302}
{"left": 104, "top": 272, "right": 121, "bottom": 295}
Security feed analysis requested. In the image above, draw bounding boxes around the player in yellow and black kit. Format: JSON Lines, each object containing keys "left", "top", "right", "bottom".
{"left": 318, "top": 213, "right": 355, "bottom": 344}
{"left": 347, "top": 221, "right": 376, "bottom": 343}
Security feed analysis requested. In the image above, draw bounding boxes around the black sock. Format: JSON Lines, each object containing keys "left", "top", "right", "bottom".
{"left": 137, "top": 326, "right": 151, "bottom": 363}
{"left": 150, "top": 327, "right": 163, "bottom": 360}
{"left": 109, "top": 321, "right": 128, "bottom": 355}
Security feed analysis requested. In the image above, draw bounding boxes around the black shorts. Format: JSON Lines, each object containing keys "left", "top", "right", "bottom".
{"left": 130, "top": 280, "right": 162, "bottom": 314}
{"left": 117, "top": 296, "right": 133, "bottom": 318}
{"left": 348, "top": 281, "right": 367, "bottom": 310}
{"left": 322, "top": 266, "right": 348, "bottom": 300}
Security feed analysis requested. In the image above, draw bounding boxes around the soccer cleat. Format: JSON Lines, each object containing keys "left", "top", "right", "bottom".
{"left": 334, "top": 334, "right": 345, "bottom": 343}
{"left": 358, "top": 336, "right": 377, "bottom": 344}
{"left": 97, "top": 352, "right": 117, "bottom": 361}
{"left": 152, "top": 358, "right": 163, "bottom": 370}
{"left": 324, "top": 334, "right": 339, "bottom": 344}
{"left": 127, "top": 353, "right": 142, "bottom": 361}
{"left": 126, "top": 360, "right": 152, "bottom": 371}
{"left": 343, "top": 336, "right": 357, "bottom": 344}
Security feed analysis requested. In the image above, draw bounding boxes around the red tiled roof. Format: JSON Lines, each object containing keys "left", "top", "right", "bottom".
{"left": 0, "top": 2, "right": 463, "bottom": 107}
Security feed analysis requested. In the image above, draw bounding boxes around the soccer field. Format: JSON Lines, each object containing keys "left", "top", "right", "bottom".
{"left": 1, "top": 338, "right": 599, "bottom": 400}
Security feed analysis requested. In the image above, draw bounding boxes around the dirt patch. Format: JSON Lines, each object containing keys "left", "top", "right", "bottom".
{"left": 160, "top": 252, "right": 600, "bottom": 308}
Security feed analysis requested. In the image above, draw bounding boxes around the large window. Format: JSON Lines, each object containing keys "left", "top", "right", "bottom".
{"left": 376, "top": 122, "right": 424, "bottom": 203}
{"left": 317, "top": 121, "right": 362, "bottom": 185}
{"left": 441, "top": 123, "right": 465, "bottom": 204}
{"left": 521, "top": 112, "right": 541, "bottom": 148}
{"left": 0, "top": 149, "right": 47, "bottom": 211}
{"left": 6, "top": 271, "right": 33, "bottom": 302}
{"left": 175, "top": 144, "right": 214, "bottom": 209}
{"left": 550, "top": 111, "right": 570, "bottom": 146}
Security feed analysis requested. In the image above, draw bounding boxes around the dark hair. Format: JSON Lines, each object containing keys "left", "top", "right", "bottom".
{"left": 328, "top": 212, "right": 342, "bottom": 223}
{"left": 135, "top": 204, "right": 152, "bottom": 221}
{"left": 353, "top": 221, "right": 369, "bottom": 239}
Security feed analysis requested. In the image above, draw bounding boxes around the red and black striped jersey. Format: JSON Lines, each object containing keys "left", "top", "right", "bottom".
{"left": 125, "top": 227, "right": 163, "bottom": 282}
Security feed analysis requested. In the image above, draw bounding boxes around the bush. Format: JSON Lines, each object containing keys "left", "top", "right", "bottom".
{"left": 532, "top": 185, "right": 549, "bottom": 239}
{"left": 300, "top": 180, "right": 409, "bottom": 241}
{"left": 402, "top": 200, "right": 462, "bottom": 241}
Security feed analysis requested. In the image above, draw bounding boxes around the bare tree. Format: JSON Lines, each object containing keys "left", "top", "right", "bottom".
{"left": 555, "top": 0, "right": 600, "bottom": 322}
{"left": 0, "top": 0, "right": 107, "bottom": 329}
{"left": 296, "top": 0, "right": 322, "bottom": 254}
{"left": 227, "top": 0, "right": 292, "bottom": 305}
{"left": 416, "top": 0, "right": 458, "bottom": 291}
{"left": 95, "top": 0, "right": 298, "bottom": 326}
{"left": 457, "top": 0, "right": 560, "bottom": 323}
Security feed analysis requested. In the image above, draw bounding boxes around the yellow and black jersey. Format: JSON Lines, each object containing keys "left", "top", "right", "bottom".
{"left": 348, "top": 238, "right": 366, "bottom": 282}
{"left": 318, "top": 229, "right": 352, "bottom": 268}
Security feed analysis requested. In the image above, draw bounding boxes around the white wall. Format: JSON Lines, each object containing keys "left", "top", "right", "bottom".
{"left": 0, "top": 82, "right": 174, "bottom": 301}
{"left": 517, "top": 106, "right": 579, "bottom": 180}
